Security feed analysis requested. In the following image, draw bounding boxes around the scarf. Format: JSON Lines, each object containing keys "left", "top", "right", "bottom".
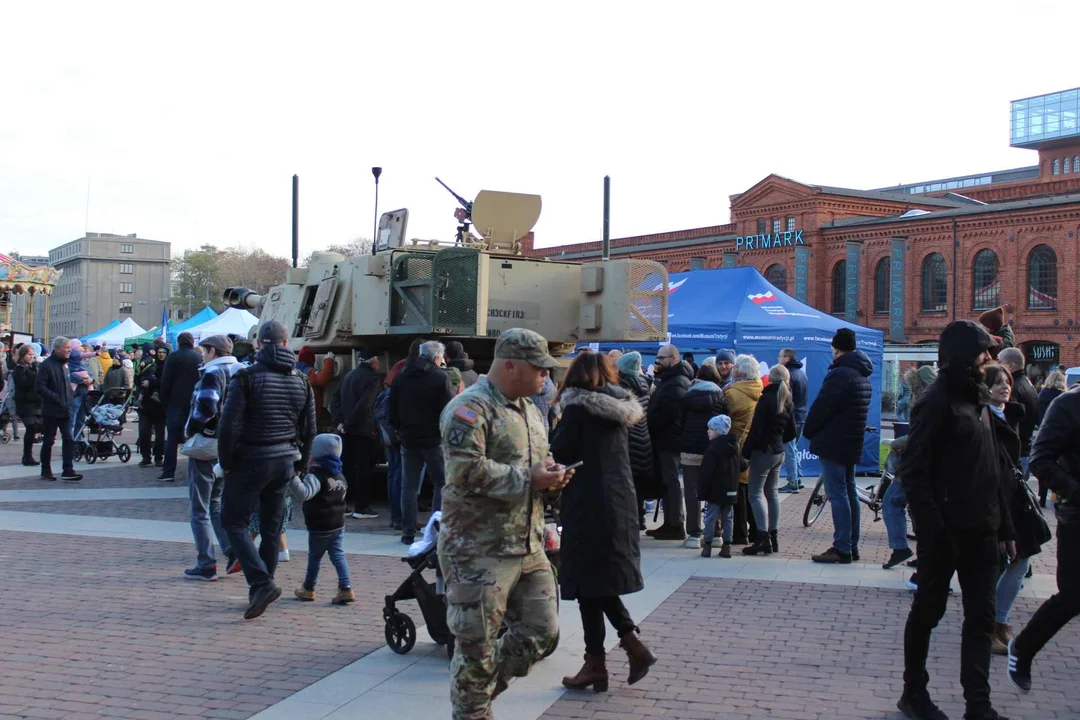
{"left": 312, "top": 455, "right": 343, "bottom": 476}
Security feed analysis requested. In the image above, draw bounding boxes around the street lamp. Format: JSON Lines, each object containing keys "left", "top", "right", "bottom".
{"left": 203, "top": 280, "right": 213, "bottom": 307}
{"left": 185, "top": 293, "right": 195, "bottom": 317}
{"left": 371, "top": 166, "right": 382, "bottom": 256}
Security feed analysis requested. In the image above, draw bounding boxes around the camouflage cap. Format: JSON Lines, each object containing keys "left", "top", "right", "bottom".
{"left": 494, "top": 328, "right": 558, "bottom": 369}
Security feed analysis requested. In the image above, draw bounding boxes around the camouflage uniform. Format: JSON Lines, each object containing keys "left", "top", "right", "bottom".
{"left": 438, "top": 329, "right": 560, "bottom": 720}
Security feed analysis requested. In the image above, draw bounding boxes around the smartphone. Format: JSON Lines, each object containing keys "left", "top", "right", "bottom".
{"left": 562, "top": 461, "right": 584, "bottom": 471}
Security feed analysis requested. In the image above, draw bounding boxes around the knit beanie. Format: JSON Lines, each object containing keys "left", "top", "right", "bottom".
{"left": 715, "top": 350, "right": 735, "bottom": 364}
{"left": 832, "top": 328, "right": 857, "bottom": 353}
{"left": 617, "top": 351, "right": 643, "bottom": 375}
{"left": 311, "top": 433, "right": 342, "bottom": 460}
{"left": 707, "top": 414, "right": 732, "bottom": 435}
{"left": 298, "top": 346, "right": 316, "bottom": 365}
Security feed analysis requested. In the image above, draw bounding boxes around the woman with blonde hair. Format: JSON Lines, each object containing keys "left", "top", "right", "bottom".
{"left": 740, "top": 363, "right": 797, "bottom": 554}
{"left": 725, "top": 354, "right": 764, "bottom": 544}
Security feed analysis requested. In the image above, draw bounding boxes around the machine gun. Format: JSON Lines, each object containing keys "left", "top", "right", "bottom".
{"left": 435, "top": 177, "right": 473, "bottom": 244}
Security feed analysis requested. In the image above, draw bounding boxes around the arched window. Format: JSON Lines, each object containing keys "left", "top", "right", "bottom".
{"left": 765, "top": 263, "right": 787, "bottom": 293}
{"left": 1053, "top": 158, "right": 1061, "bottom": 175}
{"left": 1028, "top": 244, "right": 1058, "bottom": 309}
{"left": 1074, "top": 156, "right": 1079, "bottom": 173}
{"left": 921, "top": 252, "right": 947, "bottom": 312}
{"left": 1066, "top": 156, "right": 1073, "bottom": 174}
{"left": 972, "top": 249, "right": 999, "bottom": 310}
{"left": 873, "top": 257, "right": 890, "bottom": 314}
{"left": 831, "top": 260, "right": 846, "bottom": 314}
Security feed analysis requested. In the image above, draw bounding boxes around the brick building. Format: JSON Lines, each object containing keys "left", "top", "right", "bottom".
{"left": 525, "top": 87, "right": 1080, "bottom": 371}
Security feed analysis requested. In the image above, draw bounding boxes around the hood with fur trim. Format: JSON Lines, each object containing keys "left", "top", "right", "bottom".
{"left": 559, "top": 384, "right": 644, "bottom": 427}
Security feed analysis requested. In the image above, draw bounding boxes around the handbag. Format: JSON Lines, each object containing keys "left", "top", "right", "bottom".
{"left": 1015, "top": 467, "right": 1053, "bottom": 547}
{"left": 180, "top": 433, "right": 218, "bottom": 461}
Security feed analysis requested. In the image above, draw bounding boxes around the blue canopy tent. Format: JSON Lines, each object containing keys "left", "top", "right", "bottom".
{"left": 586, "top": 266, "right": 885, "bottom": 476}
{"left": 166, "top": 306, "right": 218, "bottom": 347}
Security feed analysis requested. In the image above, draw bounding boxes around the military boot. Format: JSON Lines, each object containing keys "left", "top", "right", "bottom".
{"left": 561, "top": 653, "right": 608, "bottom": 692}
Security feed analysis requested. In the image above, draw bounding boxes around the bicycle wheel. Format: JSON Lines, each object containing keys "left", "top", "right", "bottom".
{"left": 802, "top": 478, "right": 829, "bottom": 527}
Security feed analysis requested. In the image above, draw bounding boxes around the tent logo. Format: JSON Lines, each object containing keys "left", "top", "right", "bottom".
{"left": 748, "top": 291, "right": 776, "bottom": 305}
{"left": 652, "top": 278, "right": 688, "bottom": 294}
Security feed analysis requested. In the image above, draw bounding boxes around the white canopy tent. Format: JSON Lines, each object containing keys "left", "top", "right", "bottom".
{"left": 81, "top": 318, "right": 146, "bottom": 348}
{"left": 186, "top": 307, "right": 260, "bottom": 344}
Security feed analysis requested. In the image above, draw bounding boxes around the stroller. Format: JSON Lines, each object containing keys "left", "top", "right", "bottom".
{"left": 74, "top": 389, "right": 133, "bottom": 464}
{"left": 383, "top": 502, "right": 563, "bottom": 659}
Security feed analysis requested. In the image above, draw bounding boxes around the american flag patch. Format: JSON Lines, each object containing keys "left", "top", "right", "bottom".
{"left": 453, "top": 406, "right": 479, "bottom": 425}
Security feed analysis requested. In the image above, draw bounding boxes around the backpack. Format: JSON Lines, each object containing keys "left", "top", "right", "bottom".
{"left": 374, "top": 387, "right": 398, "bottom": 446}
{"left": 103, "top": 365, "right": 125, "bottom": 392}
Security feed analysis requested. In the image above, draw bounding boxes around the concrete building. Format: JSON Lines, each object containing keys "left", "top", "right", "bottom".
{"left": 525, "top": 86, "right": 1080, "bottom": 371}
{"left": 49, "top": 233, "right": 171, "bottom": 339}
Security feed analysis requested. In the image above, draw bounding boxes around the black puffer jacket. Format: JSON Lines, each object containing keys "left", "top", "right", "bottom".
{"left": 217, "top": 344, "right": 316, "bottom": 472}
{"left": 551, "top": 384, "right": 644, "bottom": 601}
{"left": 389, "top": 356, "right": 453, "bottom": 450}
{"left": 899, "top": 320, "right": 1014, "bottom": 539}
{"left": 803, "top": 350, "right": 873, "bottom": 465}
{"left": 698, "top": 434, "right": 746, "bottom": 506}
{"left": 1010, "top": 370, "right": 1039, "bottom": 456}
{"left": 302, "top": 466, "right": 348, "bottom": 533}
{"left": 13, "top": 363, "right": 42, "bottom": 423}
{"left": 161, "top": 345, "right": 201, "bottom": 413}
{"left": 785, "top": 359, "right": 809, "bottom": 427}
{"left": 647, "top": 361, "right": 694, "bottom": 453}
{"left": 679, "top": 380, "right": 725, "bottom": 455}
{"left": 618, "top": 371, "right": 656, "bottom": 496}
{"left": 742, "top": 383, "right": 798, "bottom": 458}
{"left": 1030, "top": 385, "right": 1080, "bottom": 526}
{"left": 34, "top": 355, "right": 74, "bottom": 419}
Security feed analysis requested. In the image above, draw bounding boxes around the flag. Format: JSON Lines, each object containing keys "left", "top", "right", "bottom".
{"left": 159, "top": 305, "right": 168, "bottom": 341}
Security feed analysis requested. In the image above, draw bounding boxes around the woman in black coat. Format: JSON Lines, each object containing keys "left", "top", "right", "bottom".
{"left": 552, "top": 351, "right": 656, "bottom": 692}
{"left": 679, "top": 364, "right": 726, "bottom": 546}
{"left": 742, "top": 364, "right": 797, "bottom": 556}
{"left": 616, "top": 351, "right": 656, "bottom": 530}
{"left": 12, "top": 344, "right": 43, "bottom": 466}
{"left": 984, "top": 364, "right": 1047, "bottom": 655}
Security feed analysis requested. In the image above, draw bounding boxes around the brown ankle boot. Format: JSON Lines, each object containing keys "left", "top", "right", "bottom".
{"left": 992, "top": 621, "right": 1012, "bottom": 655}
{"left": 619, "top": 631, "right": 657, "bottom": 685}
{"left": 561, "top": 653, "right": 608, "bottom": 692}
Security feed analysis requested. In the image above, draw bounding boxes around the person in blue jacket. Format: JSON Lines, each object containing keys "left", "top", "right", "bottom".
{"left": 778, "top": 348, "right": 808, "bottom": 494}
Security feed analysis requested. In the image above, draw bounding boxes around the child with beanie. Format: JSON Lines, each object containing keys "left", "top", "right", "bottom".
{"left": 697, "top": 415, "right": 747, "bottom": 558}
{"left": 288, "top": 433, "right": 355, "bottom": 604}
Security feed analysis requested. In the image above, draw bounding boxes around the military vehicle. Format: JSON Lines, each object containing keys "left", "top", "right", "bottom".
{"left": 222, "top": 181, "right": 669, "bottom": 380}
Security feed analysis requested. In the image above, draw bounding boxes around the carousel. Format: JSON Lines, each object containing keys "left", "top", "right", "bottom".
{"left": 0, "top": 253, "right": 62, "bottom": 343}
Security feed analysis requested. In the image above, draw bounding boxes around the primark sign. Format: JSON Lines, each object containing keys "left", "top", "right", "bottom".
{"left": 736, "top": 230, "right": 805, "bottom": 251}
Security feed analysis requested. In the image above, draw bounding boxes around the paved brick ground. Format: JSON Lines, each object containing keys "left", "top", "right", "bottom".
{"left": 540, "top": 577, "right": 1080, "bottom": 720}
{"left": 0, "top": 529, "right": 413, "bottom": 720}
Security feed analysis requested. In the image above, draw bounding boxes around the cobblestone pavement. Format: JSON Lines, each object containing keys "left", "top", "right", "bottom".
{"left": 540, "top": 577, "right": 1080, "bottom": 720}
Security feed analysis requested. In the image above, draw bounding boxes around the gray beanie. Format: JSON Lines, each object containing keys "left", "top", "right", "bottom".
{"left": 311, "top": 433, "right": 343, "bottom": 460}
{"left": 617, "top": 351, "right": 643, "bottom": 375}
{"left": 707, "top": 414, "right": 732, "bottom": 435}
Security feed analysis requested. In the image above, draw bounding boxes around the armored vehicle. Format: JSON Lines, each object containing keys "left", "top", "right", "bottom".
{"left": 222, "top": 183, "right": 669, "bottom": 381}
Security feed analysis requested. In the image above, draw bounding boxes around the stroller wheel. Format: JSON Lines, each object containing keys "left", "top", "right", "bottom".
{"left": 117, "top": 444, "right": 132, "bottom": 463}
{"left": 84, "top": 445, "right": 98, "bottom": 464}
{"left": 0, "top": 432, "right": 8, "bottom": 445}
{"left": 385, "top": 612, "right": 416, "bottom": 654}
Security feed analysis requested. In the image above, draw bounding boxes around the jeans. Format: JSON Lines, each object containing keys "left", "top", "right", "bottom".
{"left": 138, "top": 408, "right": 165, "bottom": 463}
{"left": 783, "top": 427, "right": 802, "bottom": 488}
{"left": 903, "top": 530, "right": 998, "bottom": 716}
{"left": 402, "top": 445, "right": 445, "bottom": 536}
{"left": 343, "top": 434, "right": 376, "bottom": 510}
{"left": 703, "top": 502, "right": 734, "bottom": 544}
{"left": 303, "top": 529, "right": 351, "bottom": 590}
{"left": 995, "top": 556, "right": 1031, "bottom": 624}
{"left": 578, "top": 596, "right": 636, "bottom": 656}
{"left": 189, "top": 457, "right": 231, "bottom": 571}
{"left": 40, "top": 415, "right": 75, "bottom": 475}
{"left": 221, "top": 456, "right": 294, "bottom": 590}
{"left": 656, "top": 451, "right": 684, "bottom": 526}
{"left": 385, "top": 442, "right": 402, "bottom": 524}
{"left": 821, "top": 458, "right": 860, "bottom": 555}
{"left": 162, "top": 406, "right": 188, "bottom": 476}
{"left": 748, "top": 451, "right": 783, "bottom": 533}
{"left": 1013, "top": 517, "right": 1080, "bottom": 662}
{"left": 681, "top": 463, "right": 702, "bottom": 536}
{"left": 69, "top": 390, "right": 88, "bottom": 437}
{"left": 883, "top": 480, "right": 910, "bottom": 551}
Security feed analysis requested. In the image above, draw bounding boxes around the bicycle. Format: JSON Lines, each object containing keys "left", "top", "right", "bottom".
{"left": 802, "top": 427, "right": 890, "bottom": 527}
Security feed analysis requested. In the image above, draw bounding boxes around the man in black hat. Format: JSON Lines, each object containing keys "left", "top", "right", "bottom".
{"left": 330, "top": 348, "right": 382, "bottom": 521}
{"left": 898, "top": 320, "right": 1014, "bottom": 720}
{"left": 218, "top": 320, "right": 316, "bottom": 619}
{"left": 805, "top": 328, "right": 873, "bottom": 564}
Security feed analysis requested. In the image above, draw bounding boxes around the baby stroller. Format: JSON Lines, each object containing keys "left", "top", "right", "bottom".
{"left": 383, "top": 503, "right": 563, "bottom": 660}
{"left": 74, "top": 389, "right": 133, "bottom": 464}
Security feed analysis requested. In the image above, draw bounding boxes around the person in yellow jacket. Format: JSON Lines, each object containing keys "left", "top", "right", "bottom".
{"left": 724, "top": 354, "right": 763, "bottom": 545}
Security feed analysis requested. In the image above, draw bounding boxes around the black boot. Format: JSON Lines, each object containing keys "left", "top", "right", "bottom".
{"left": 742, "top": 531, "right": 772, "bottom": 556}
{"left": 769, "top": 530, "right": 779, "bottom": 553}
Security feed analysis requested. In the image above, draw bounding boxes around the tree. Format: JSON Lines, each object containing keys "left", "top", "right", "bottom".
{"left": 302, "top": 236, "right": 372, "bottom": 267}
{"left": 170, "top": 245, "right": 289, "bottom": 318}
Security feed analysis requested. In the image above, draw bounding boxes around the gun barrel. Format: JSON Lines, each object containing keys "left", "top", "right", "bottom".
{"left": 435, "top": 177, "right": 472, "bottom": 211}
{"left": 222, "top": 287, "right": 263, "bottom": 310}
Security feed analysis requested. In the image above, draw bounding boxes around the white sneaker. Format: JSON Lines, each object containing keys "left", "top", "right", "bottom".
{"left": 712, "top": 538, "right": 723, "bottom": 548}
{"left": 278, "top": 549, "right": 290, "bottom": 562}
{"left": 682, "top": 536, "right": 702, "bottom": 549}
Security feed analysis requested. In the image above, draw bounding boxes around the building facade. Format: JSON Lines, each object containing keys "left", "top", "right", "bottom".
{"left": 49, "top": 233, "right": 171, "bottom": 339}
{"left": 525, "top": 87, "right": 1080, "bottom": 370}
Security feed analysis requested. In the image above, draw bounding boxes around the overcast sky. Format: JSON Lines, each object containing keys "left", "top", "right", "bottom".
{"left": 2, "top": 1, "right": 1078, "bottom": 260}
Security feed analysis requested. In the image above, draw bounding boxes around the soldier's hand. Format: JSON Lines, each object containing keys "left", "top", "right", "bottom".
{"left": 530, "top": 461, "right": 567, "bottom": 491}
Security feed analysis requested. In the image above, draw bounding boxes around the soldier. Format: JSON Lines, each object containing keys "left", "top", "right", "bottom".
{"left": 439, "top": 328, "right": 573, "bottom": 720}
